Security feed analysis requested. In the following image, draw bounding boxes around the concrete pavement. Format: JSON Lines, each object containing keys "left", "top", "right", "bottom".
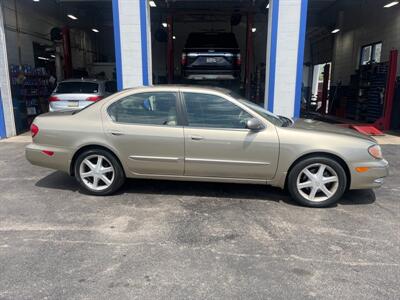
{"left": 0, "top": 138, "right": 399, "bottom": 299}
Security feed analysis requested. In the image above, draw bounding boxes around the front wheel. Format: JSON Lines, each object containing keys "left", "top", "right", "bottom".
{"left": 287, "top": 156, "right": 347, "bottom": 207}
{"left": 74, "top": 149, "right": 125, "bottom": 196}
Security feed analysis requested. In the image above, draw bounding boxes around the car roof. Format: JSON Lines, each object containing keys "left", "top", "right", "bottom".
{"left": 122, "top": 84, "right": 232, "bottom": 95}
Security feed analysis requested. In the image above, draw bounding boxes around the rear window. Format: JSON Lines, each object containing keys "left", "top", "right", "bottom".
{"left": 185, "top": 32, "right": 238, "bottom": 48}
{"left": 56, "top": 82, "right": 99, "bottom": 94}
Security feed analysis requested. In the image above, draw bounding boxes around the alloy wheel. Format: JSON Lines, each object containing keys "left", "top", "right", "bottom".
{"left": 296, "top": 163, "right": 339, "bottom": 202}
{"left": 79, "top": 155, "right": 115, "bottom": 191}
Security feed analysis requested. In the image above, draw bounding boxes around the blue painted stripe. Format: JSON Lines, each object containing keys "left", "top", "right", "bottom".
{"left": 293, "top": 0, "right": 309, "bottom": 118}
{"left": 112, "top": 0, "right": 123, "bottom": 90}
{"left": 0, "top": 92, "right": 7, "bottom": 139}
{"left": 139, "top": 0, "right": 149, "bottom": 86}
{"left": 267, "top": 0, "right": 279, "bottom": 112}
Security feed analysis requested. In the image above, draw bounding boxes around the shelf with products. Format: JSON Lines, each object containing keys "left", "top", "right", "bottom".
{"left": 9, "top": 64, "right": 53, "bottom": 133}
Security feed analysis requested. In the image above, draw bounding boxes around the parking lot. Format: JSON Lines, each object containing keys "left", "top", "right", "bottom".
{"left": 0, "top": 136, "right": 399, "bottom": 300}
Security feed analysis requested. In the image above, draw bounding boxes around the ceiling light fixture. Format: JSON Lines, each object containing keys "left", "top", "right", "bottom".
{"left": 92, "top": 28, "right": 99, "bottom": 33}
{"left": 384, "top": 1, "right": 399, "bottom": 8}
{"left": 149, "top": 1, "right": 156, "bottom": 7}
{"left": 33, "top": 0, "right": 40, "bottom": 2}
{"left": 37, "top": 56, "right": 50, "bottom": 61}
{"left": 331, "top": 28, "right": 340, "bottom": 34}
{"left": 67, "top": 14, "right": 78, "bottom": 20}
{"left": 162, "top": 22, "right": 167, "bottom": 28}
{"left": 252, "top": 28, "right": 257, "bottom": 33}
{"left": 266, "top": 3, "right": 270, "bottom": 9}
{"left": 173, "top": 35, "right": 176, "bottom": 40}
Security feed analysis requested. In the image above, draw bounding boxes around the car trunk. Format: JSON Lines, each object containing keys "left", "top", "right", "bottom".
{"left": 52, "top": 93, "right": 99, "bottom": 109}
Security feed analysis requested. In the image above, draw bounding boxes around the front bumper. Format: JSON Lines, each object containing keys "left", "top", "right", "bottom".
{"left": 349, "top": 159, "right": 389, "bottom": 189}
{"left": 25, "top": 143, "right": 72, "bottom": 174}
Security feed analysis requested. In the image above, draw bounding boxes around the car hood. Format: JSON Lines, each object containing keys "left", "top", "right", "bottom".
{"left": 290, "top": 118, "right": 376, "bottom": 142}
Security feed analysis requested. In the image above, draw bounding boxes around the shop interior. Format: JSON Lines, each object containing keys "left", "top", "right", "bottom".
{"left": 149, "top": 0, "right": 270, "bottom": 104}
{"left": 302, "top": 0, "right": 400, "bottom": 133}
{"left": 3, "top": 0, "right": 115, "bottom": 133}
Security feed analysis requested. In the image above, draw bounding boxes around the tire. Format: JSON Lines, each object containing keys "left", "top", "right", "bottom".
{"left": 74, "top": 149, "right": 125, "bottom": 196}
{"left": 287, "top": 156, "right": 347, "bottom": 207}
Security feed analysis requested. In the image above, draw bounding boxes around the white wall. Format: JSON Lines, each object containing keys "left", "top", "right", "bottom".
{"left": 115, "top": 0, "right": 152, "bottom": 88}
{"left": 332, "top": 0, "right": 400, "bottom": 84}
{"left": 267, "top": 0, "right": 304, "bottom": 117}
{"left": 0, "top": 2, "right": 15, "bottom": 137}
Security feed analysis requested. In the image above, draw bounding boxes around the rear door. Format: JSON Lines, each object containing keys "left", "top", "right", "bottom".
{"left": 102, "top": 91, "right": 185, "bottom": 176}
{"left": 181, "top": 91, "right": 279, "bottom": 180}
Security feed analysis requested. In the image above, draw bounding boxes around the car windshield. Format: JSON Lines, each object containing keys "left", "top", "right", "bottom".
{"left": 229, "top": 92, "right": 285, "bottom": 126}
{"left": 56, "top": 82, "right": 99, "bottom": 94}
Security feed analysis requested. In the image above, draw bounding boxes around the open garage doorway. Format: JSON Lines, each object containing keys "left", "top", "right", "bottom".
{"left": 3, "top": 0, "right": 116, "bottom": 133}
{"left": 302, "top": 0, "right": 400, "bottom": 131}
{"left": 150, "top": 0, "right": 270, "bottom": 105}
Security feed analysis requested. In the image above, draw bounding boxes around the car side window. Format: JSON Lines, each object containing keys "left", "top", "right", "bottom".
{"left": 108, "top": 92, "right": 178, "bottom": 126}
{"left": 183, "top": 92, "right": 252, "bottom": 129}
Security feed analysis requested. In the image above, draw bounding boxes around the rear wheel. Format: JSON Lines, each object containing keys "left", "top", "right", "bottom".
{"left": 287, "top": 156, "right": 347, "bottom": 207}
{"left": 74, "top": 149, "right": 125, "bottom": 196}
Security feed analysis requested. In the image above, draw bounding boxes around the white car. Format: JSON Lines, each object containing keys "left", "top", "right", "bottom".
{"left": 49, "top": 79, "right": 117, "bottom": 112}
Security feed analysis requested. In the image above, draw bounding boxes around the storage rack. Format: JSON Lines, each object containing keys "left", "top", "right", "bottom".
{"left": 9, "top": 65, "right": 51, "bottom": 132}
{"left": 345, "top": 62, "right": 388, "bottom": 122}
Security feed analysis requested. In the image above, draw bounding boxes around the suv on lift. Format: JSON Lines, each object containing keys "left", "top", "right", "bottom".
{"left": 181, "top": 32, "right": 241, "bottom": 81}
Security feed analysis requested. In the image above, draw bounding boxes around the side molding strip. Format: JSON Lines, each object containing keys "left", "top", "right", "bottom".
{"left": 185, "top": 158, "right": 270, "bottom": 166}
{"left": 129, "top": 155, "right": 181, "bottom": 162}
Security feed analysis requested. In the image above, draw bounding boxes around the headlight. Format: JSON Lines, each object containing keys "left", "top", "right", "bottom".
{"left": 368, "top": 144, "right": 382, "bottom": 159}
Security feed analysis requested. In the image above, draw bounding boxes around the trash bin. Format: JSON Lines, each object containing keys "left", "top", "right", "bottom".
{"left": 12, "top": 97, "right": 28, "bottom": 134}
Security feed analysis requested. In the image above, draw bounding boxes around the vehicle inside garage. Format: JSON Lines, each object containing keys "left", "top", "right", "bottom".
{"left": 302, "top": 0, "right": 400, "bottom": 132}
{"left": 149, "top": 0, "right": 270, "bottom": 104}
{"left": 2, "top": 0, "right": 116, "bottom": 133}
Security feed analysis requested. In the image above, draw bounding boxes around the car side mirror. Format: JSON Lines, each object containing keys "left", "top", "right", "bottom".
{"left": 246, "top": 118, "right": 264, "bottom": 131}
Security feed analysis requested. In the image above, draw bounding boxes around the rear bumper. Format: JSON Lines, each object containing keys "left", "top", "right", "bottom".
{"left": 25, "top": 143, "right": 72, "bottom": 174}
{"left": 49, "top": 101, "right": 91, "bottom": 112}
{"left": 183, "top": 69, "right": 240, "bottom": 80}
{"left": 349, "top": 159, "right": 389, "bottom": 189}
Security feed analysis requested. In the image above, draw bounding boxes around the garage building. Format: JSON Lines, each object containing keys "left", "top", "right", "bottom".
{"left": 0, "top": 0, "right": 399, "bottom": 139}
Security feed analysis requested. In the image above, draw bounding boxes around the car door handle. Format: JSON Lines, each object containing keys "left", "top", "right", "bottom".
{"left": 110, "top": 131, "right": 124, "bottom": 136}
{"left": 190, "top": 135, "right": 204, "bottom": 141}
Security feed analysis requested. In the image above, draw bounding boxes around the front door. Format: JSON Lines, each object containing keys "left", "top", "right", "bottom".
{"left": 182, "top": 92, "right": 279, "bottom": 180}
{"left": 103, "top": 91, "right": 184, "bottom": 176}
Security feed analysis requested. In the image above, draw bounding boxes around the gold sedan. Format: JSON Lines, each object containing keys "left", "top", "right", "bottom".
{"left": 26, "top": 86, "right": 389, "bottom": 207}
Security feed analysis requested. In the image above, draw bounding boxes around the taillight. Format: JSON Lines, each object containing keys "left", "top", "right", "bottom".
{"left": 235, "top": 54, "right": 241, "bottom": 65}
{"left": 41, "top": 150, "right": 54, "bottom": 157}
{"left": 31, "top": 123, "right": 39, "bottom": 138}
{"left": 86, "top": 95, "right": 102, "bottom": 102}
{"left": 181, "top": 53, "right": 187, "bottom": 65}
{"left": 48, "top": 96, "right": 59, "bottom": 102}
